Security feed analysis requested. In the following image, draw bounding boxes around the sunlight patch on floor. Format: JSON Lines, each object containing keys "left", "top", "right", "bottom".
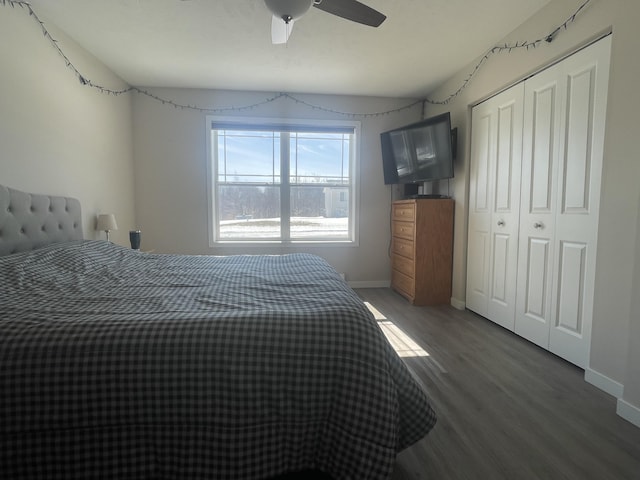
{"left": 364, "top": 302, "right": 430, "bottom": 358}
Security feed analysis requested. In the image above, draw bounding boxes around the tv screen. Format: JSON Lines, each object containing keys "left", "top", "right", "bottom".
{"left": 380, "top": 112, "right": 455, "bottom": 185}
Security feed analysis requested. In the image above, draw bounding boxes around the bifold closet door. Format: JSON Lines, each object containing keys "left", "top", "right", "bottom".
{"left": 466, "top": 83, "right": 524, "bottom": 330}
{"left": 513, "top": 62, "right": 563, "bottom": 351}
{"left": 515, "top": 36, "right": 611, "bottom": 368}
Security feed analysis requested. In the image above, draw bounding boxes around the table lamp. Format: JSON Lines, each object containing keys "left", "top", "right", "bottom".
{"left": 97, "top": 213, "right": 118, "bottom": 242}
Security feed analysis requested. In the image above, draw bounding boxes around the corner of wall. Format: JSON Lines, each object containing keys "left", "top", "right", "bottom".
{"left": 617, "top": 398, "right": 640, "bottom": 428}
{"left": 450, "top": 297, "right": 466, "bottom": 310}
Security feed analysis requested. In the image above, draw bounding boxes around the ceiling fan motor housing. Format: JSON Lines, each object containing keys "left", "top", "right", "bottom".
{"left": 264, "top": 0, "right": 314, "bottom": 21}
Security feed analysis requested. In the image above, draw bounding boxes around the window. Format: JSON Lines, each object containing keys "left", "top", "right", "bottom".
{"left": 207, "top": 117, "right": 360, "bottom": 244}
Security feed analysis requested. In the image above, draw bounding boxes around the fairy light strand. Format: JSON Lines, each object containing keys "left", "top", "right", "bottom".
{"left": 425, "top": 0, "right": 594, "bottom": 105}
{"left": 2, "top": 0, "right": 593, "bottom": 115}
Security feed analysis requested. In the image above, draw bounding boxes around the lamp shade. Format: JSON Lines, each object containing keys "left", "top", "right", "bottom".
{"left": 96, "top": 214, "right": 118, "bottom": 232}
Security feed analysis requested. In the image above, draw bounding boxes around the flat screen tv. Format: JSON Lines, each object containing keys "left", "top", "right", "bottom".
{"left": 380, "top": 112, "right": 456, "bottom": 185}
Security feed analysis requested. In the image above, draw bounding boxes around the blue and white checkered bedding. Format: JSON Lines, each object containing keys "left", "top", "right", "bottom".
{"left": 0, "top": 240, "right": 436, "bottom": 479}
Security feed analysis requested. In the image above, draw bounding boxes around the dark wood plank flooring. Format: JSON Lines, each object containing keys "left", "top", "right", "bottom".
{"left": 355, "top": 288, "right": 640, "bottom": 480}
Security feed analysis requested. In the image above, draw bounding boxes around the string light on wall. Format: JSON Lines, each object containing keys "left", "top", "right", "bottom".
{"left": 1, "top": 0, "right": 594, "bottom": 115}
{"left": 425, "top": 0, "right": 594, "bottom": 105}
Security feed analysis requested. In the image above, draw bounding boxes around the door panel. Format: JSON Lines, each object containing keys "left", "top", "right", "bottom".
{"left": 467, "top": 84, "right": 523, "bottom": 329}
{"left": 473, "top": 115, "right": 492, "bottom": 213}
{"left": 530, "top": 85, "right": 556, "bottom": 213}
{"left": 525, "top": 238, "right": 550, "bottom": 319}
{"left": 549, "top": 36, "right": 611, "bottom": 368}
{"left": 491, "top": 233, "right": 510, "bottom": 304}
{"left": 495, "top": 104, "right": 516, "bottom": 212}
{"left": 562, "top": 67, "right": 594, "bottom": 213}
{"left": 555, "top": 241, "right": 586, "bottom": 334}
{"left": 517, "top": 237, "right": 552, "bottom": 348}
{"left": 516, "top": 64, "right": 562, "bottom": 346}
{"left": 487, "top": 96, "right": 523, "bottom": 329}
{"left": 466, "top": 230, "right": 490, "bottom": 314}
{"left": 466, "top": 107, "right": 495, "bottom": 316}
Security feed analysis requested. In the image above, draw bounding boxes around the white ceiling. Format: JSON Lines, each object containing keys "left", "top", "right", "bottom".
{"left": 27, "top": 0, "right": 550, "bottom": 98}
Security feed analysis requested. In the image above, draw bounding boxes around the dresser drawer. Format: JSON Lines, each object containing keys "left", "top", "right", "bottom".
{"left": 392, "top": 203, "right": 416, "bottom": 222}
{"left": 392, "top": 220, "right": 414, "bottom": 240}
{"left": 392, "top": 237, "right": 415, "bottom": 260}
{"left": 392, "top": 268, "right": 415, "bottom": 298}
{"left": 392, "top": 253, "right": 415, "bottom": 278}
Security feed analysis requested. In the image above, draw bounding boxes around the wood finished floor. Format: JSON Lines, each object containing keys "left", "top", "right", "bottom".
{"left": 355, "top": 288, "right": 640, "bottom": 480}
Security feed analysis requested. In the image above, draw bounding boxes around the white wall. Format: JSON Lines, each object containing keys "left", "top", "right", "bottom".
{"left": 132, "top": 88, "right": 421, "bottom": 284}
{"left": 423, "top": 0, "right": 640, "bottom": 423}
{"left": 0, "top": 6, "right": 135, "bottom": 244}
{"left": 623, "top": 196, "right": 640, "bottom": 424}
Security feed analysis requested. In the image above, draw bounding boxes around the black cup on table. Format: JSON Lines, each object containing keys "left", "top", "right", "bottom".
{"left": 129, "top": 230, "right": 141, "bottom": 250}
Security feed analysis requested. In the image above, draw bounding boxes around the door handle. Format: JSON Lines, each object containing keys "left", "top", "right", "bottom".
{"left": 497, "top": 219, "right": 505, "bottom": 227}
{"left": 534, "top": 222, "right": 544, "bottom": 229}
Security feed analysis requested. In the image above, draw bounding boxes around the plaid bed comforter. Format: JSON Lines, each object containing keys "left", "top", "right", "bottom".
{"left": 0, "top": 240, "right": 436, "bottom": 479}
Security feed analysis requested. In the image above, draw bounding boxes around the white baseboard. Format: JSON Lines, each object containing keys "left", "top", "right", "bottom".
{"left": 352, "top": 286, "right": 468, "bottom": 311}
{"left": 348, "top": 280, "right": 391, "bottom": 289}
{"left": 617, "top": 399, "right": 640, "bottom": 428}
{"left": 584, "top": 368, "right": 624, "bottom": 398}
{"left": 450, "top": 297, "right": 466, "bottom": 310}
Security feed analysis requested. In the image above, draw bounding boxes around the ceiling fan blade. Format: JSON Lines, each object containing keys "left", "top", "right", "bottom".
{"left": 313, "top": 0, "right": 386, "bottom": 27}
{"left": 271, "top": 15, "right": 295, "bottom": 44}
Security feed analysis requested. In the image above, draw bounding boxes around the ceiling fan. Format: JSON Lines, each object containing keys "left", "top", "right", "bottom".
{"left": 265, "top": 0, "right": 386, "bottom": 44}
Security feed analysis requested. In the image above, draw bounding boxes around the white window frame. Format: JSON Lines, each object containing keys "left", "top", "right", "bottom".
{"left": 206, "top": 116, "right": 361, "bottom": 247}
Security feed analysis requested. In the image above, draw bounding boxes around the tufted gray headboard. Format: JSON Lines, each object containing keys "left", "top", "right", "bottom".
{"left": 0, "top": 185, "right": 83, "bottom": 256}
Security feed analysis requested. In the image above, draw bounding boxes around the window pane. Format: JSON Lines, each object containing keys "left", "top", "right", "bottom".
{"left": 218, "top": 131, "right": 280, "bottom": 184}
{"left": 210, "top": 119, "right": 357, "bottom": 244}
{"left": 290, "top": 186, "right": 349, "bottom": 240}
{"left": 218, "top": 185, "right": 280, "bottom": 239}
{"left": 290, "top": 133, "right": 350, "bottom": 185}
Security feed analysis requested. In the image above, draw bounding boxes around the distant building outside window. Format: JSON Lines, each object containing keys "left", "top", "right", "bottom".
{"left": 206, "top": 116, "right": 360, "bottom": 244}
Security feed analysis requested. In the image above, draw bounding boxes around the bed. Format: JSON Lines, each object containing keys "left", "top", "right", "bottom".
{"left": 0, "top": 185, "right": 436, "bottom": 479}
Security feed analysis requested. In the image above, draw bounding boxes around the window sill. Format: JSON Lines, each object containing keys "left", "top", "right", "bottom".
{"left": 211, "top": 240, "right": 358, "bottom": 248}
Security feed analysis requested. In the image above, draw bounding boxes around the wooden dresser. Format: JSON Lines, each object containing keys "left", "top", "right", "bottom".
{"left": 391, "top": 198, "right": 454, "bottom": 305}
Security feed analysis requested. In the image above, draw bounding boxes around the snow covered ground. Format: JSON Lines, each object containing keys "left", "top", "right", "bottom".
{"left": 219, "top": 216, "right": 349, "bottom": 239}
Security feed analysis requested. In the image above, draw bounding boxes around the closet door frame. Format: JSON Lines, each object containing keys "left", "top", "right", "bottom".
{"left": 467, "top": 35, "right": 612, "bottom": 369}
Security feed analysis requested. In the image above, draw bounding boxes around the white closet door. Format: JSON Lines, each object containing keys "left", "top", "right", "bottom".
{"left": 548, "top": 36, "right": 611, "bottom": 367}
{"left": 514, "top": 64, "right": 563, "bottom": 349}
{"left": 467, "top": 84, "right": 524, "bottom": 329}
{"left": 516, "top": 36, "right": 611, "bottom": 367}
